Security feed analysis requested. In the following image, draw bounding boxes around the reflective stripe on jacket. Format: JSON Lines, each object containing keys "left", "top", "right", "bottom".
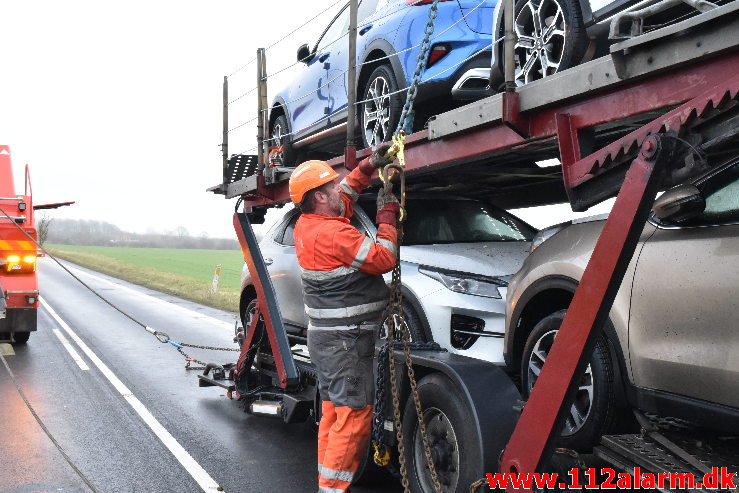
{"left": 294, "top": 161, "right": 398, "bottom": 327}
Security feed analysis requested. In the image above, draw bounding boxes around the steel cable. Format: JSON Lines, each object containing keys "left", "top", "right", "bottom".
{"left": 234, "top": 35, "right": 500, "bottom": 150}
{"left": 227, "top": 0, "right": 347, "bottom": 77}
{"left": 226, "top": 0, "right": 486, "bottom": 109}
{"left": 0, "top": 353, "right": 101, "bottom": 493}
{"left": 233, "top": 0, "right": 427, "bottom": 87}
{"left": 0, "top": 206, "right": 237, "bottom": 368}
{"left": 231, "top": 1, "right": 498, "bottom": 153}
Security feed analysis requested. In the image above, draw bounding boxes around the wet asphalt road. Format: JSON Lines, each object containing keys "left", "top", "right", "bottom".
{"left": 0, "top": 259, "right": 402, "bottom": 493}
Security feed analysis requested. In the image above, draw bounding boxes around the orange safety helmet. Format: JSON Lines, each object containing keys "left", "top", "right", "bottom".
{"left": 288, "top": 160, "right": 339, "bottom": 204}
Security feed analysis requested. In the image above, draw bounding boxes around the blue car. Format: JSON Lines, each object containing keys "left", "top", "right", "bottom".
{"left": 269, "top": 0, "right": 495, "bottom": 166}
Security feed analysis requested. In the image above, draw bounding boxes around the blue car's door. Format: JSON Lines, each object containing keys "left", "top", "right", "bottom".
{"left": 289, "top": 51, "right": 332, "bottom": 138}
{"left": 290, "top": 5, "right": 351, "bottom": 136}
{"left": 328, "top": 0, "right": 381, "bottom": 120}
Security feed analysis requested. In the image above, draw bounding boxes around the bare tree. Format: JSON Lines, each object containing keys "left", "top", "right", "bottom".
{"left": 38, "top": 213, "right": 53, "bottom": 245}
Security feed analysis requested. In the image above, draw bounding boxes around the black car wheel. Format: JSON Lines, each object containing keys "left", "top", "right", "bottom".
{"left": 383, "top": 301, "right": 428, "bottom": 343}
{"left": 240, "top": 298, "right": 266, "bottom": 349}
{"left": 512, "top": 0, "right": 587, "bottom": 85}
{"left": 270, "top": 114, "right": 295, "bottom": 167}
{"left": 12, "top": 332, "right": 30, "bottom": 344}
{"left": 361, "top": 64, "right": 401, "bottom": 149}
{"left": 520, "top": 309, "right": 616, "bottom": 451}
{"left": 402, "top": 373, "right": 482, "bottom": 493}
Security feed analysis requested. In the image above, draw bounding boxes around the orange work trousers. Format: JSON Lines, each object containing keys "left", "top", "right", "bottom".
{"left": 317, "top": 401, "right": 372, "bottom": 492}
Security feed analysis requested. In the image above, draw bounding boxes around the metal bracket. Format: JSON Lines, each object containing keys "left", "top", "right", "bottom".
{"left": 501, "top": 135, "right": 672, "bottom": 490}
{"left": 233, "top": 212, "right": 299, "bottom": 391}
{"left": 502, "top": 92, "right": 529, "bottom": 138}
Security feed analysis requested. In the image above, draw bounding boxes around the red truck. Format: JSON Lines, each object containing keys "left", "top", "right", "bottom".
{"left": 0, "top": 146, "right": 40, "bottom": 343}
{"left": 0, "top": 145, "right": 73, "bottom": 343}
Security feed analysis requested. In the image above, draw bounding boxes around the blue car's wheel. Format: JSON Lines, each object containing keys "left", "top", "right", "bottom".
{"left": 361, "top": 64, "right": 401, "bottom": 149}
{"left": 271, "top": 114, "right": 295, "bottom": 167}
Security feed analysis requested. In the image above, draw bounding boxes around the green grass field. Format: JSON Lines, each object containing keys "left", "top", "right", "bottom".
{"left": 46, "top": 244, "right": 245, "bottom": 312}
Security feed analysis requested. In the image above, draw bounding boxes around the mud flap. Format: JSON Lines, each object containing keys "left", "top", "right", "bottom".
{"left": 395, "top": 350, "right": 521, "bottom": 474}
{"left": 0, "top": 308, "right": 37, "bottom": 333}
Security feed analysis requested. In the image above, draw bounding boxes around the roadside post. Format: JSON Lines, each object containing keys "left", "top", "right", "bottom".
{"left": 211, "top": 264, "right": 222, "bottom": 294}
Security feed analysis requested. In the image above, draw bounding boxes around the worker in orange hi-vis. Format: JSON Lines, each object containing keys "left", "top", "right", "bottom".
{"left": 288, "top": 146, "right": 398, "bottom": 493}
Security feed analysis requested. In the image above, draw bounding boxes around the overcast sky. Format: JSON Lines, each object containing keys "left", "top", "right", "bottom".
{"left": 0, "top": 0, "right": 342, "bottom": 238}
{"left": 1, "top": 1, "right": 612, "bottom": 240}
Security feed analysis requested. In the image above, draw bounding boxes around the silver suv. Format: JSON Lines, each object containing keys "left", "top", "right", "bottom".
{"left": 505, "top": 156, "right": 739, "bottom": 451}
{"left": 241, "top": 195, "right": 537, "bottom": 363}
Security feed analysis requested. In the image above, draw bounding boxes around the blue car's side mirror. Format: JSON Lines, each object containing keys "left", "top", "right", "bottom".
{"left": 297, "top": 44, "right": 312, "bottom": 63}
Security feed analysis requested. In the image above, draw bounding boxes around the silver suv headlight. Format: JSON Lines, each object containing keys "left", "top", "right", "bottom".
{"left": 418, "top": 266, "right": 507, "bottom": 299}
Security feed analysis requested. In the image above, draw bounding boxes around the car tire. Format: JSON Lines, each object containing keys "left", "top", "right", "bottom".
{"left": 12, "top": 332, "right": 31, "bottom": 344}
{"left": 520, "top": 309, "right": 616, "bottom": 451}
{"left": 402, "top": 373, "right": 483, "bottom": 493}
{"left": 270, "top": 114, "right": 295, "bottom": 167}
{"left": 504, "top": 0, "right": 587, "bottom": 86}
{"left": 240, "top": 298, "right": 266, "bottom": 349}
{"left": 402, "top": 301, "right": 428, "bottom": 343}
{"left": 361, "top": 64, "right": 402, "bottom": 149}
{"left": 384, "top": 301, "right": 428, "bottom": 343}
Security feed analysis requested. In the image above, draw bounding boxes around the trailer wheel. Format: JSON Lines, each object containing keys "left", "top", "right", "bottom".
{"left": 506, "top": 0, "right": 587, "bottom": 86}
{"left": 270, "top": 114, "right": 295, "bottom": 167}
{"left": 402, "top": 373, "right": 482, "bottom": 493}
{"left": 12, "top": 332, "right": 30, "bottom": 344}
{"left": 361, "top": 64, "right": 401, "bottom": 149}
{"left": 520, "top": 309, "right": 615, "bottom": 451}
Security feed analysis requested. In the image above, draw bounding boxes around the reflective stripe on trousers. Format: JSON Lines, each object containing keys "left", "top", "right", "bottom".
{"left": 317, "top": 401, "right": 373, "bottom": 493}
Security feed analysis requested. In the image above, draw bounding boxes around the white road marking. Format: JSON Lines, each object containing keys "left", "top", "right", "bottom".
{"left": 40, "top": 297, "right": 224, "bottom": 492}
{"left": 52, "top": 329, "right": 90, "bottom": 370}
{"left": 61, "top": 263, "right": 235, "bottom": 330}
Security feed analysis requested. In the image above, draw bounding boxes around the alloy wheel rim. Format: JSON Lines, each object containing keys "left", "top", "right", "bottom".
{"left": 514, "top": 0, "right": 567, "bottom": 85}
{"left": 244, "top": 300, "right": 260, "bottom": 332}
{"left": 271, "top": 121, "right": 285, "bottom": 160}
{"left": 526, "top": 329, "right": 594, "bottom": 436}
{"left": 413, "top": 407, "right": 460, "bottom": 493}
{"left": 363, "top": 75, "right": 391, "bottom": 147}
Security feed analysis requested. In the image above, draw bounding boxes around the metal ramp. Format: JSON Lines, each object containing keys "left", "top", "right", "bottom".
{"left": 595, "top": 431, "right": 739, "bottom": 493}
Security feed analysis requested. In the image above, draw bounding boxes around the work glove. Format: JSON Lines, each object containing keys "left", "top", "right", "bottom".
{"left": 370, "top": 143, "right": 394, "bottom": 169}
{"left": 358, "top": 143, "right": 394, "bottom": 176}
{"left": 375, "top": 187, "right": 401, "bottom": 228}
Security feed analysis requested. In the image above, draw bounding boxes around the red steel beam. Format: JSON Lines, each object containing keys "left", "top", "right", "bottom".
{"left": 500, "top": 135, "right": 668, "bottom": 489}
{"left": 562, "top": 73, "right": 739, "bottom": 189}
{"left": 529, "top": 53, "right": 737, "bottom": 137}
{"left": 243, "top": 53, "right": 737, "bottom": 209}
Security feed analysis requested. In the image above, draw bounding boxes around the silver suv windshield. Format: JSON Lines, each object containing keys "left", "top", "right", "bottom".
{"left": 402, "top": 199, "right": 536, "bottom": 245}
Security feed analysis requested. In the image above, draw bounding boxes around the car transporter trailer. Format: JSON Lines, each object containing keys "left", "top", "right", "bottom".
{"left": 202, "top": 3, "right": 739, "bottom": 492}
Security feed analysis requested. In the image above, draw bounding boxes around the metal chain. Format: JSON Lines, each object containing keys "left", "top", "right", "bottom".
{"left": 396, "top": 0, "right": 440, "bottom": 135}
{"left": 376, "top": 159, "right": 443, "bottom": 492}
{"left": 178, "top": 342, "right": 240, "bottom": 352}
{"left": 380, "top": 4, "right": 444, "bottom": 483}
{"left": 0, "top": 205, "right": 240, "bottom": 371}
{"left": 372, "top": 340, "right": 444, "bottom": 478}
{"left": 469, "top": 477, "right": 489, "bottom": 493}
